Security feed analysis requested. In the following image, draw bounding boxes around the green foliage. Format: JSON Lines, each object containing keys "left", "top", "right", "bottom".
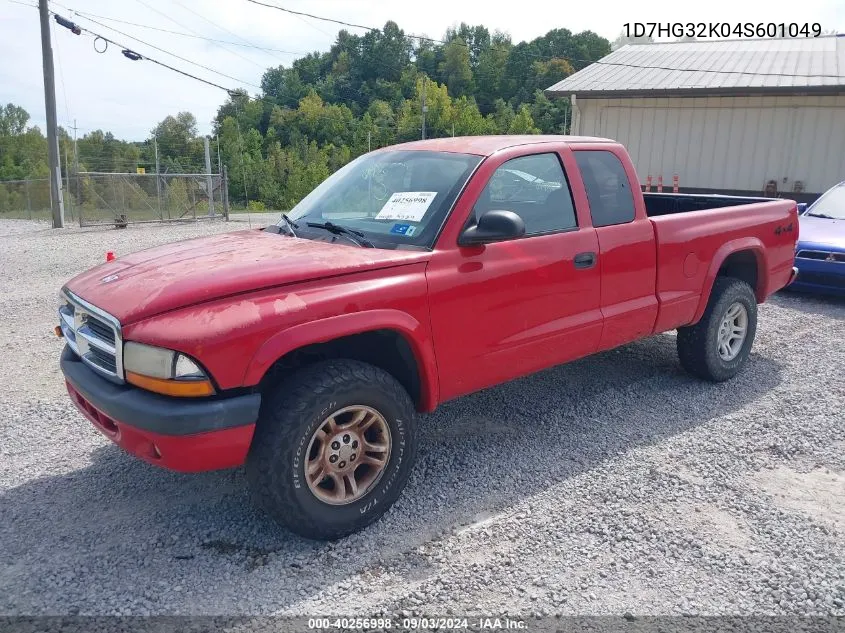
{"left": 1, "top": 23, "right": 610, "bottom": 211}
{"left": 439, "top": 38, "right": 474, "bottom": 98}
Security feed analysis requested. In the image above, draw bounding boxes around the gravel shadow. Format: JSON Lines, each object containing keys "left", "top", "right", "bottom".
{"left": 0, "top": 334, "right": 785, "bottom": 614}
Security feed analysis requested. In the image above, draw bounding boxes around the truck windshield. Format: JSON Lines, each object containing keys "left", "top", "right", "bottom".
{"left": 805, "top": 184, "right": 845, "bottom": 220}
{"left": 283, "top": 150, "right": 481, "bottom": 248}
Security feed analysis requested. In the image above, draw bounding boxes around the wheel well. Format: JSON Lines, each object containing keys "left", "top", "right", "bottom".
{"left": 717, "top": 250, "right": 760, "bottom": 296}
{"left": 259, "top": 329, "right": 423, "bottom": 409}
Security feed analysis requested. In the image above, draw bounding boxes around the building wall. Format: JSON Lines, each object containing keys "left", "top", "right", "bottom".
{"left": 571, "top": 94, "right": 845, "bottom": 197}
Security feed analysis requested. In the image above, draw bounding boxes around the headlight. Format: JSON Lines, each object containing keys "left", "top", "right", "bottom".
{"left": 123, "top": 342, "right": 215, "bottom": 397}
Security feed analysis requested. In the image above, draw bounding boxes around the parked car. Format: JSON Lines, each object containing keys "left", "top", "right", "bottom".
{"left": 790, "top": 181, "right": 845, "bottom": 296}
{"left": 57, "top": 135, "right": 799, "bottom": 540}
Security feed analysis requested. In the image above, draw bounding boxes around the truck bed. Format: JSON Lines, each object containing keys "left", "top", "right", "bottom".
{"left": 644, "top": 192, "right": 776, "bottom": 217}
{"left": 647, "top": 197, "right": 799, "bottom": 333}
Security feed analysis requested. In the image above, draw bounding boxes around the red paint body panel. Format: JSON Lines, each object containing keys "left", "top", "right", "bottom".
{"left": 66, "top": 380, "right": 254, "bottom": 472}
{"left": 650, "top": 200, "right": 798, "bottom": 330}
{"left": 59, "top": 136, "right": 799, "bottom": 472}
{"left": 123, "top": 263, "right": 437, "bottom": 403}
{"left": 66, "top": 230, "right": 430, "bottom": 324}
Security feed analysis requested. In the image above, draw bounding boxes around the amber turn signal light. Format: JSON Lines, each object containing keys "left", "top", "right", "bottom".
{"left": 125, "top": 371, "right": 215, "bottom": 397}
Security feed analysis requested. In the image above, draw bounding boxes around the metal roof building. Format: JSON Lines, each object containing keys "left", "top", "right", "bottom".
{"left": 546, "top": 36, "right": 845, "bottom": 200}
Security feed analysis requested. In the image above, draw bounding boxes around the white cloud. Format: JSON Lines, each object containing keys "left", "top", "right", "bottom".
{"left": 1, "top": 0, "right": 842, "bottom": 140}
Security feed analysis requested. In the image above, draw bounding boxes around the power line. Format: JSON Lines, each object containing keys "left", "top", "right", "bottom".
{"left": 169, "top": 0, "right": 276, "bottom": 68}
{"left": 51, "top": 12, "right": 235, "bottom": 92}
{"left": 68, "top": 12, "right": 263, "bottom": 90}
{"left": 130, "top": 0, "right": 266, "bottom": 71}
{"left": 50, "top": 17, "right": 72, "bottom": 123}
{"left": 50, "top": 11, "right": 402, "bottom": 134}
{"left": 244, "top": 0, "right": 376, "bottom": 35}
{"left": 53, "top": 7, "right": 308, "bottom": 56}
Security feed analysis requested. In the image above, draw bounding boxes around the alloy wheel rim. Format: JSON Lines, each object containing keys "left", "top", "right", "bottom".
{"left": 304, "top": 405, "right": 391, "bottom": 506}
{"left": 717, "top": 302, "right": 748, "bottom": 361}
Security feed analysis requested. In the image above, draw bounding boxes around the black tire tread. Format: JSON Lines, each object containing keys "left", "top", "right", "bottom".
{"left": 245, "top": 358, "right": 417, "bottom": 540}
{"left": 677, "top": 277, "right": 757, "bottom": 382}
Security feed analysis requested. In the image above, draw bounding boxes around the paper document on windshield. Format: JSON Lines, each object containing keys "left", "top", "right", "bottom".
{"left": 375, "top": 192, "right": 437, "bottom": 222}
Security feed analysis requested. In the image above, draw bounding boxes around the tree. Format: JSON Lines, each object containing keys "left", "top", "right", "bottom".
{"left": 445, "top": 23, "right": 491, "bottom": 70}
{"left": 360, "top": 21, "right": 412, "bottom": 84}
{"left": 151, "top": 112, "right": 203, "bottom": 169}
{"left": 0, "top": 103, "right": 29, "bottom": 136}
{"left": 396, "top": 77, "right": 453, "bottom": 141}
{"left": 612, "top": 31, "right": 654, "bottom": 50}
{"left": 490, "top": 98, "right": 515, "bottom": 131}
{"left": 530, "top": 90, "right": 568, "bottom": 134}
{"left": 475, "top": 32, "right": 510, "bottom": 115}
{"left": 532, "top": 58, "right": 575, "bottom": 92}
{"left": 508, "top": 104, "right": 540, "bottom": 134}
{"left": 451, "top": 96, "right": 492, "bottom": 136}
{"left": 438, "top": 37, "right": 474, "bottom": 97}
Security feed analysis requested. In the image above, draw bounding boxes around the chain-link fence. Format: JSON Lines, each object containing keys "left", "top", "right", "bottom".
{"left": 0, "top": 171, "right": 229, "bottom": 227}
{"left": 0, "top": 178, "right": 60, "bottom": 221}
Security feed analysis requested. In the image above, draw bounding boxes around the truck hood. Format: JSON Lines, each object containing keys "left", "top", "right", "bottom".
{"left": 64, "top": 229, "right": 429, "bottom": 324}
{"left": 798, "top": 215, "right": 845, "bottom": 251}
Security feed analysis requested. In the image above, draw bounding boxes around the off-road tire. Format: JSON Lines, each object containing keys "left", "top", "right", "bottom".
{"left": 245, "top": 359, "right": 418, "bottom": 540}
{"left": 676, "top": 277, "right": 758, "bottom": 382}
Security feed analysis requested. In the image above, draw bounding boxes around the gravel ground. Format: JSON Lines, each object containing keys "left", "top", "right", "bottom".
{"left": 0, "top": 217, "right": 843, "bottom": 618}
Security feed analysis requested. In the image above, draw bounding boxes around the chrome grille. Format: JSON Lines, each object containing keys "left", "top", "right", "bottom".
{"left": 59, "top": 290, "right": 123, "bottom": 383}
{"left": 796, "top": 250, "right": 845, "bottom": 263}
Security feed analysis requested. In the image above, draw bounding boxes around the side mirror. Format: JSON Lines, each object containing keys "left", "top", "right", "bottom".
{"left": 796, "top": 202, "right": 808, "bottom": 215}
{"left": 459, "top": 210, "right": 525, "bottom": 246}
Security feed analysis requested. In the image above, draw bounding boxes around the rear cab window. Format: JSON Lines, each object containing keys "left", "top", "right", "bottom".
{"left": 574, "top": 150, "right": 636, "bottom": 227}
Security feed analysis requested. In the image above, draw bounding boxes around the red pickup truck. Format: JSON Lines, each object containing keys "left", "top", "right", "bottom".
{"left": 58, "top": 135, "right": 799, "bottom": 539}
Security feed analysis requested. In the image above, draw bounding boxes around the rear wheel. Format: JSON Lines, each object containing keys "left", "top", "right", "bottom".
{"left": 676, "top": 277, "right": 758, "bottom": 382}
{"left": 245, "top": 359, "right": 417, "bottom": 540}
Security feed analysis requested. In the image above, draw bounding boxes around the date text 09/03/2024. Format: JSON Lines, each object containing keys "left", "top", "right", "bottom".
{"left": 623, "top": 22, "right": 822, "bottom": 38}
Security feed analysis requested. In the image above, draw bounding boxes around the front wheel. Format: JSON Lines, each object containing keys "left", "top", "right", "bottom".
{"left": 246, "top": 359, "right": 418, "bottom": 540}
{"left": 676, "top": 277, "right": 758, "bottom": 382}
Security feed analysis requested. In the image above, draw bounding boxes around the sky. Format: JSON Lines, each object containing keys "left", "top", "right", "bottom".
{"left": 1, "top": 0, "right": 844, "bottom": 141}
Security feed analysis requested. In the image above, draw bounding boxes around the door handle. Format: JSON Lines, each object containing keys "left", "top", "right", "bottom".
{"left": 573, "top": 252, "right": 597, "bottom": 269}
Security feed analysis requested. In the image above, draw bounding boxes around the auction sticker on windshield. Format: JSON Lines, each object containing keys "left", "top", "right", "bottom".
{"left": 376, "top": 191, "right": 437, "bottom": 222}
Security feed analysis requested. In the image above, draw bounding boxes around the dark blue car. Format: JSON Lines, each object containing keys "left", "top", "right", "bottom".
{"left": 792, "top": 182, "right": 845, "bottom": 296}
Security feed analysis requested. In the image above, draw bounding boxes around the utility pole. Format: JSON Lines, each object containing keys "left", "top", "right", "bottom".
{"left": 216, "top": 134, "right": 222, "bottom": 174}
{"left": 204, "top": 136, "right": 215, "bottom": 217}
{"left": 72, "top": 119, "right": 80, "bottom": 220}
{"left": 367, "top": 130, "right": 371, "bottom": 153}
{"left": 215, "top": 134, "right": 222, "bottom": 215}
{"left": 154, "top": 134, "right": 163, "bottom": 218}
{"left": 63, "top": 136, "right": 73, "bottom": 221}
{"left": 39, "top": 0, "right": 64, "bottom": 227}
{"left": 421, "top": 76, "right": 427, "bottom": 140}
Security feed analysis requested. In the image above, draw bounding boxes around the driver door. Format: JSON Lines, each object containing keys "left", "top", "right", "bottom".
{"left": 426, "top": 146, "right": 603, "bottom": 402}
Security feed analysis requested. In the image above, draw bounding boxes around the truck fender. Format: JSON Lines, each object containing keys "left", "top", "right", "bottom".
{"left": 242, "top": 309, "right": 439, "bottom": 411}
{"left": 690, "top": 238, "right": 768, "bottom": 325}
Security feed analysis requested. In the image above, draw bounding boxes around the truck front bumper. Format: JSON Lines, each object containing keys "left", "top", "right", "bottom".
{"left": 60, "top": 346, "right": 260, "bottom": 472}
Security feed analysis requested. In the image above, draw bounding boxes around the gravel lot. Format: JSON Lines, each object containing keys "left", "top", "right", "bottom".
{"left": 0, "top": 217, "right": 843, "bottom": 618}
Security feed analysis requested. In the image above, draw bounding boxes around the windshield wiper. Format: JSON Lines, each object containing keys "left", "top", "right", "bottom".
{"left": 279, "top": 213, "right": 299, "bottom": 236}
{"left": 806, "top": 212, "right": 836, "bottom": 219}
{"left": 306, "top": 221, "right": 375, "bottom": 248}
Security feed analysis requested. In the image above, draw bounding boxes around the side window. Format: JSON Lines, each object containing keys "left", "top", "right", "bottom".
{"left": 474, "top": 153, "right": 577, "bottom": 235}
{"left": 574, "top": 150, "right": 636, "bottom": 227}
